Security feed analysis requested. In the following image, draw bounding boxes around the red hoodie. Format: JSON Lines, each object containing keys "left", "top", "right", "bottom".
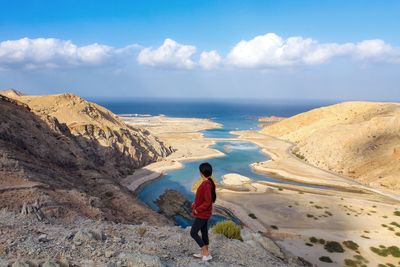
{"left": 192, "top": 179, "right": 213, "bottom": 219}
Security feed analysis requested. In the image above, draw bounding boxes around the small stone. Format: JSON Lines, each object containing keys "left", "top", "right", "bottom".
{"left": 42, "top": 260, "right": 61, "bottom": 267}
{"left": 11, "top": 260, "right": 29, "bottom": 267}
{"left": 105, "top": 250, "right": 114, "bottom": 258}
{"left": 38, "top": 234, "right": 48, "bottom": 242}
{"left": 65, "top": 232, "right": 74, "bottom": 240}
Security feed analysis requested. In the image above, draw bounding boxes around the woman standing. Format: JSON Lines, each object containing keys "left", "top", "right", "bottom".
{"left": 190, "top": 162, "right": 216, "bottom": 262}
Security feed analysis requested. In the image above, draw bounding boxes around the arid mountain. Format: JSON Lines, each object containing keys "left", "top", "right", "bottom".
{"left": 0, "top": 93, "right": 172, "bottom": 224}
{"left": 261, "top": 101, "right": 400, "bottom": 192}
{"left": 0, "top": 89, "right": 25, "bottom": 97}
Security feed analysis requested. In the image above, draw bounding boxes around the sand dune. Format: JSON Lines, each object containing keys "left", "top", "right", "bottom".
{"left": 261, "top": 101, "right": 400, "bottom": 192}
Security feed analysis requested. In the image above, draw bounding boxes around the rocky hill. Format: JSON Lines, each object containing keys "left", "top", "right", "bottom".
{"left": 0, "top": 89, "right": 25, "bottom": 98}
{"left": 0, "top": 93, "right": 172, "bottom": 224}
{"left": 261, "top": 101, "right": 400, "bottom": 192}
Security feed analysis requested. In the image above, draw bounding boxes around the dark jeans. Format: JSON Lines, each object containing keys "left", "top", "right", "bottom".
{"left": 190, "top": 218, "right": 209, "bottom": 247}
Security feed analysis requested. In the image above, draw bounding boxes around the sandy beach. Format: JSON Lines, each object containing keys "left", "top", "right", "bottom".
{"left": 120, "top": 116, "right": 225, "bottom": 192}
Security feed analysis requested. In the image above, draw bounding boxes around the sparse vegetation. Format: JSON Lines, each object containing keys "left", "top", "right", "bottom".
{"left": 319, "top": 256, "right": 333, "bottom": 263}
{"left": 270, "top": 225, "right": 278, "bottom": 230}
{"left": 343, "top": 240, "right": 359, "bottom": 251}
{"left": 136, "top": 227, "right": 147, "bottom": 238}
{"left": 370, "top": 245, "right": 400, "bottom": 257}
{"left": 360, "top": 235, "right": 370, "bottom": 239}
{"left": 212, "top": 220, "right": 242, "bottom": 241}
{"left": 344, "top": 253, "right": 369, "bottom": 267}
{"left": 293, "top": 151, "right": 306, "bottom": 160}
{"left": 394, "top": 211, "right": 400, "bottom": 216}
{"left": 325, "top": 211, "right": 333, "bottom": 216}
{"left": 353, "top": 254, "right": 368, "bottom": 263}
{"left": 248, "top": 213, "right": 257, "bottom": 219}
{"left": 344, "top": 259, "right": 358, "bottom": 267}
{"left": 390, "top": 222, "right": 400, "bottom": 228}
{"left": 324, "top": 241, "right": 345, "bottom": 253}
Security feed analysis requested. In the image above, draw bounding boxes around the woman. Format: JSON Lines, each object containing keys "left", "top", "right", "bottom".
{"left": 190, "top": 162, "right": 216, "bottom": 262}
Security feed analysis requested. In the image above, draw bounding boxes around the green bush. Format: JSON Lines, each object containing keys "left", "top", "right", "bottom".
{"left": 370, "top": 245, "right": 400, "bottom": 257}
{"left": 343, "top": 240, "right": 359, "bottom": 251}
{"left": 212, "top": 220, "right": 242, "bottom": 241}
{"left": 390, "top": 222, "right": 400, "bottom": 228}
{"left": 387, "top": 246, "right": 400, "bottom": 257}
{"left": 248, "top": 213, "right": 257, "bottom": 219}
{"left": 319, "top": 256, "right": 333, "bottom": 263}
{"left": 370, "top": 246, "right": 389, "bottom": 257}
{"left": 344, "top": 259, "right": 357, "bottom": 267}
{"left": 324, "top": 241, "right": 345, "bottom": 253}
{"left": 394, "top": 211, "right": 400, "bottom": 216}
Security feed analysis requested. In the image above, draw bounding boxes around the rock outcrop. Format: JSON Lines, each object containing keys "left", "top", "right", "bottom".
{"left": 261, "top": 101, "right": 400, "bottom": 192}
{"left": 8, "top": 92, "right": 173, "bottom": 175}
{"left": 0, "top": 93, "right": 172, "bottom": 224}
{"left": 155, "top": 189, "right": 243, "bottom": 226}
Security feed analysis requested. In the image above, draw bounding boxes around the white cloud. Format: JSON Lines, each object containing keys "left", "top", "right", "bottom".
{"left": 226, "top": 33, "right": 400, "bottom": 68}
{"left": 199, "top": 50, "right": 222, "bottom": 70}
{"left": 1, "top": 35, "right": 399, "bottom": 71}
{"left": 0, "top": 38, "right": 118, "bottom": 69}
{"left": 137, "top": 38, "right": 197, "bottom": 69}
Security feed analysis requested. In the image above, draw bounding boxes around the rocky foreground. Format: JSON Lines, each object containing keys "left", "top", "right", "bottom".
{"left": 0, "top": 209, "right": 300, "bottom": 267}
{"left": 261, "top": 101, "right": 400, "bottom": 192}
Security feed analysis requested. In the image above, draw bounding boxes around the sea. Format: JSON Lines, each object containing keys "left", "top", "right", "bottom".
{"left": 93, "top": 98, "right": 335, "bottom": 227}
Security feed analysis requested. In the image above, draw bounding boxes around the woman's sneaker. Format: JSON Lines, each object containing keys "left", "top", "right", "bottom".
{"left": 202, "top": 255, "right": 212, "bottom": 261}
{"left": 193, "top": 253, "right": 202, "bottom": 258}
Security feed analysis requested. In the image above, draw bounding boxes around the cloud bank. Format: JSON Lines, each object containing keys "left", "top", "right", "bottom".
{"left": 1, "top": 34, "right": 399, "bottom": 71}
{"left": 226, "top": 33, "right": 400, "bottom": 68}
{"left": 0, "top": 38, "right": 117, "bottom": 69}
{"left": 137, "top": 38, "right": 197, "bottom": 69}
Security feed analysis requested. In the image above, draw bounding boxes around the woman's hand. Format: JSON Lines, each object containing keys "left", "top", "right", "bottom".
{"left": 193, "top": 208, "right": 198, "bottom": 215}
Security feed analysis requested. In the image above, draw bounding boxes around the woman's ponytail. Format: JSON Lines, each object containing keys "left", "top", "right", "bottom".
{"left": 208, "top": 177, "right": 217, "bottom": 203}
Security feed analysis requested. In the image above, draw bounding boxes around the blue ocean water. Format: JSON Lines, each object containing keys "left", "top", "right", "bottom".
{"left": 95, "top": 98, "right": 333, "bottom": 137}
{"left": 95, "top": 98, "right": 334, "bottom": 226}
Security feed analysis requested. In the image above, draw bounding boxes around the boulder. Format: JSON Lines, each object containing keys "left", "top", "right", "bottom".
{"left": 118, "top": 252, "right": 164, "bottom": 267}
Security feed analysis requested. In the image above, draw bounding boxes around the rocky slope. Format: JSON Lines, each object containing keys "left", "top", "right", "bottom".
{"left": 0, "top": 209, "right": 302, "bottom": 267}
{"left": 261, "top": 101, "right": 400, "bottom": 192}
{"left": 11, "top": 92, "right": 173, "bottom": 175}
{"left": 0, "top": 93, "right": 172, "bottom": 224}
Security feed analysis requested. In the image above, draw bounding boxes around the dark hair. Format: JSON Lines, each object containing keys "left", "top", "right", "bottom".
{"left": 199, "top": 162, "right": 216, "bottom": 203}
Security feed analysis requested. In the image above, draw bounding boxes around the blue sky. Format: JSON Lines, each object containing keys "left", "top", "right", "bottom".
{"left": 0, "top": 0, "right": 399, "bottom": 100}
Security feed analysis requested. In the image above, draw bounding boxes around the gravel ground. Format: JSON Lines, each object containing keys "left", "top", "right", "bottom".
{"left": 0, "top": 210, "right": 301, "bottom": 267}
